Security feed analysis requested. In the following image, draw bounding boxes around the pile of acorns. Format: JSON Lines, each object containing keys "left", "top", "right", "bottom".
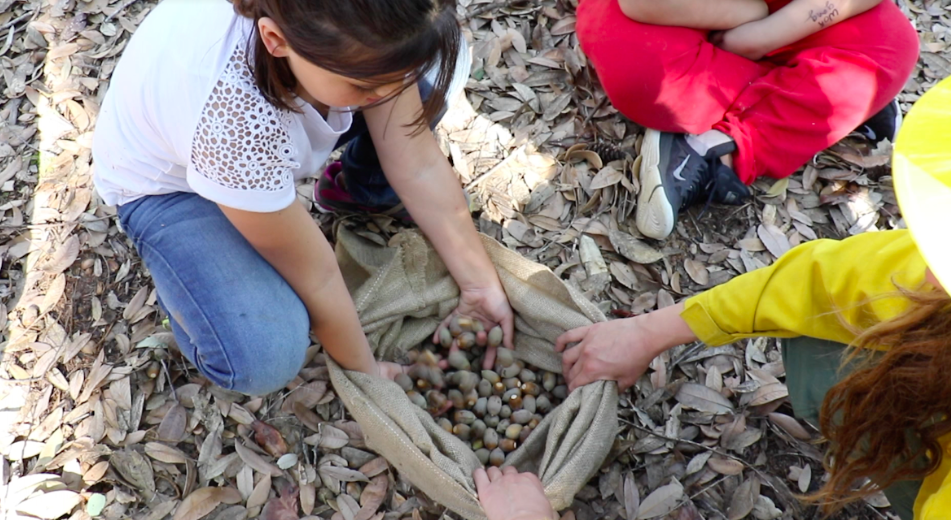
{"left": 395, "top": 316, "right": 567, "bottom": 467}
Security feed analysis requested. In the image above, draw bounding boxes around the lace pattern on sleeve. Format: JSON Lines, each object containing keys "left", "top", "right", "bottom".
{"left": 190, "top": 46, "right": 300, "bottom": 192}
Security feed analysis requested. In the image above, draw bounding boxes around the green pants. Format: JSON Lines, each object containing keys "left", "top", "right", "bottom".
{"left": 782, "top": 336, "right": 922, "bottom": 520}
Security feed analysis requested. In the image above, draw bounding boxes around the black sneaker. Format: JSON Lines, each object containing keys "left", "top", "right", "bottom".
{"left": 635, "top": 129, "right": 749, "bottom": 239}
{"left": 857, "top": 98, "right": 902, "bottom": 144}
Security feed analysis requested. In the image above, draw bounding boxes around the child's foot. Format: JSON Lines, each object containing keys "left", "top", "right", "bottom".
{"left": 636, "top": 129, "right": 749, "bottom": 240}
{"left": 856, "top": 98, "right": 902, "bottom": 145}
{"left": 315, "top": 162, "right": 412, "bottom": 222}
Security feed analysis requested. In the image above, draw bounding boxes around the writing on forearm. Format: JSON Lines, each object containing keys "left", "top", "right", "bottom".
{"left": 807, "top": 1, "right": 839, "bottom": 27}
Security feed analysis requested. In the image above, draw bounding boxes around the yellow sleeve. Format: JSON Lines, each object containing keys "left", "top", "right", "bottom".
{"left": 681, "top": 229, "right": 926, "bottom": 347}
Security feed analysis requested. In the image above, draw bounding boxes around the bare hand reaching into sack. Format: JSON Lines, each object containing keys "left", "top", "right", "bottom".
{"left": 474, "top": 466, "right": 558, "bottom": 520}
{"left": 555, "top": 302, "right": 698, "bottom": 392}
{"left": 432, "top": 284, "right": 515, "bottom": 370}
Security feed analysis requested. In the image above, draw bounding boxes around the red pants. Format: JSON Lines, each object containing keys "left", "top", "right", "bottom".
{"left": 576, "top": 0, "right": 919, "bottom": 183}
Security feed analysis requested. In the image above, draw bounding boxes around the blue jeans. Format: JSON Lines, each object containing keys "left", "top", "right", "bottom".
{"left": 117, "top": 83, "right": 445, "bottom": 395}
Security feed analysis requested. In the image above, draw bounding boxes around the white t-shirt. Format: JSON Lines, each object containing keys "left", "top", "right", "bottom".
{"left": 92, "top": 0, "right": 353, "bottom": 213}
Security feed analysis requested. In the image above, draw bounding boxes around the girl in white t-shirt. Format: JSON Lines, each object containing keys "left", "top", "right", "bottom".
{"left": 93, "top": 0, "right": 514, "bottom": 395}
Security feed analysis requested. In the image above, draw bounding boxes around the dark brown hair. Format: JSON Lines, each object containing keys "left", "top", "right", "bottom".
{"left": 811, "top": 286, "right": 951, "bottom": 511}
{"left": 232, "top": 0, "right": 461, "bottom": 128}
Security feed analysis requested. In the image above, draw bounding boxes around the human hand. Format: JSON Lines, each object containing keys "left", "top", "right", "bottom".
{"left": 376, "top": 361, "right": 407, "bottom": 381}
{"left": 432, "top": 284, "right": 514, "bottom": 370}
{"left": 710, "top": 17, "right": 777, "bottom": 61}
{"left": 555, "top": 303, "right": 696, "bottom": 392}
{"left": 473, "top": 466, "right": 557, "bottom": 520}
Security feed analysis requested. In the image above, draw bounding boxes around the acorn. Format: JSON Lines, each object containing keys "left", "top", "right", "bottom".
{"left": 481, "top": 370, "right": 501, "bottom": 384}
{"left": 489, "top": 448, "right": 505, "bottom": 467}
{"left": 471, "top": 419, "right": 487, "bottom": 439}
{"left": 426, "top": 390, "right": 448, "bottom": 414}
{"left": 458, "top": 332, "right": 476, "bottom": 350}
{"left": 503, "top": 387, "right": 522, "bottom": 402}
{"left": 527, "top": 417, "right": 540, "bottom": 429}
{"left": 484, "top": 414, "right": 500, "bottom": 428}
{"left": 464, "top": 388, "right": 479, "bottom": 408}
{"left": 487, "top": 396, "right": 502, "bottom": 416}
{"left": 476, "top": 448, "right": 491, "bottom": 465}
{"left": 499, "top": 404, "right": 512, "bottom": 419}
{"left": 495, "top": 346, "right": 514, "bottom": 366}
{"left": 478, "top": 379, "right": 492, "bottom": 397}
{"left": 508, "top": 395, "right": 523, "bottom": 410}
{"left": 395, "top": 373, "right": 414, "bottom": 392}
{"left": 505, "top": 424, "right": 523, "bottom": 440}
{"left": 146, "top": 361, "right": 161, "bottom": 379}
{"left": 511, "top": 409, "right": 532, "bottom": 425}
{"left": 450, "top": 316, "right": 464, "bottom": 336}
{"left": 457, "top": 316, "right": 476, "bottom": 331}
{"left": 542, "top": 372, "right": 557, "bottom": 392}
{"left": 472, "top": 320, "right": 485, "bottom": 334}
{"left": 448, "top": 351, "right": 470, "bottom": 371}
{"left": 418, "top": 350, "right": 439, "bottom": 367}
{"left": 519, "top": 369, "right": 537, "bottom": 384}
{"left": 439, "top": 327, "right": 453, "bottom": 348}
{"left": 488, "top": 326, "right": 504, "bottom": 349}
{"left": 448, "top": 389, "right": 465, "bottom": 409}
{"left": 552, "top": 385, "right": 568, "bottom": 400}
{"left": 500, "top": 439, "right": 518, "bottom": 453}
{"left": 407, "top": 391, "right": 427, "bottom": 409}
{"left": 496, "top": 419, "right": 511, "bottom": 434}
{"left": 453, "top": 423, "right": 471, "bottom": 441}
{"left": 438, "top": 417, "right": 453, "bottom": 433}
{"left": 500, "top": 364, "right": 521, "bottom": 379}
{"left": 457, "top": 372, "right": 479, "bottom": 393}
{"left": 520, "top": 382, "right": 541, "bottom": 397}
{"left": 493, "top": 381, "right": 506, "bottom": 394}
{"left": 522, "top": 395, "right": 536, "bottom": 414}
{"left": 453, "top": 410, "right": 476, "bottom": 425}
{"left": 535, "top": 395, "right": 551, "bottom": 413}
{"left": 503, "top": 377, "right": 520, "bottom": 390}
{"left": 473, "top": 397, "right": 488, "bottom": 416}
{"left": 518, "top": 425, "right": 532, "bottom": 443}
{"left": 484, "top": 429, "right": 500, "bottom": 450}
{"left": 472, "top": 439, "right": 484, "bottom": 451}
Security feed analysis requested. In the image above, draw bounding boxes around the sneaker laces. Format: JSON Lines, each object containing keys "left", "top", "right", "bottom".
{"left": 673, "top": 154, "right": 720, "bottom": 212}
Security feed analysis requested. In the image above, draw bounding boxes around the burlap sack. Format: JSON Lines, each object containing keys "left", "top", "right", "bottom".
{"left": 328, "top": 227, "right": 619, "bottom": 519}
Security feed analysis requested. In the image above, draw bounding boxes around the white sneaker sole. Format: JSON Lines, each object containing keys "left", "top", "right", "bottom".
{"left": 635, "top": 129, "right": 675, "bottom": 239}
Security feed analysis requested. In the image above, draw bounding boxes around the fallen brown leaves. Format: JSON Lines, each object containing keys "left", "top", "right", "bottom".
{"left": 0, "top": 0, "right": 938, "bottom": 518}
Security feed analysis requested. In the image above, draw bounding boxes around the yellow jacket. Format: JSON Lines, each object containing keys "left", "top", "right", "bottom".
{"left": 680, "top": 229, "right": 949, "bottom": 518}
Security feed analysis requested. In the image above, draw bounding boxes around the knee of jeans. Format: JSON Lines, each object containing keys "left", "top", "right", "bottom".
{"left": 226, "top": 326, "right": 310, "bottom": 396}
{"left": 206, "top": 303, "right": 311, "bottom": 396}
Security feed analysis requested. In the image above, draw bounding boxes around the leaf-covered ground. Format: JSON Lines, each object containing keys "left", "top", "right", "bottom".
{"left": 0, "top": 0, "right": 946, "bottom": 519}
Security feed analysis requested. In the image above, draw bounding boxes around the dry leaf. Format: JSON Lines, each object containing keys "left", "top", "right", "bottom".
{"left": 706, "top": 456, "right": 745, "bottom": 476}
{"left": 358, "top": 457, "right": 388, "bottom": 478}
{"left": 726, "top": 477, "right": 760, "bottom": 520}
{"left": 262, "top": 484, "right": 299, "bottom": 520}
{"left": 247, "top": 474, "right": 272, "bottom": 510}
{"left": 623, "top": 472, "right": 640, "bottom": 520}
{"left": 15, "top": 490, "right": 82, "bottom": 519}
{"left": 146, "top": 442, "right": 189, "bottom": 464}
{"left": 589, "top": 165, "right": 623, "bottom": 190}
{"left": 234, "top": 441, "right": 282, "bottom": 477}
{"left": 251, "top": 420, "right": 288, "bottom": 457}
{"left": 609, "top": 230, "right": 664, "bottom": 264}
{"left": 756, "top": 224, "right": 790, "bottom": 259}
{"left": 157, "top": 402, "right": 187, "bottom": 442}
{"left": 636, "top": 480, "right": 683, "bottom": 519}
{"left": 675, "top": 383, "right": 733, "bottom": 414}
{"left": 798, "top": 463, "right": 812, "bottom": 493}
{"left": 684, "top": 259, "right": 709, "bottom": 285}
{"left": 173, "top": 487, "right": 242, "bottom": 520}
{"left": 749, "top": 383, "right": 789, "bottom": 407}
{"left": 320, "top": 464, "right": 369, "bottom": 483}
{"left": 767, "top": 412, "right": 811, "bottom": 440}
{"left": 354, "top": 475, "right": 388, "bottom": 520}
{"left": 300, "top": 483, "right": 316, "bottom": 515}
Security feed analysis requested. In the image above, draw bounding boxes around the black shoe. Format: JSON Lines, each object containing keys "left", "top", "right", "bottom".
{"left": 857, "top": 98, "right": 902, "bottom": 144}
{"left": 635, "top": 129, "right": 749, "bottom": 239}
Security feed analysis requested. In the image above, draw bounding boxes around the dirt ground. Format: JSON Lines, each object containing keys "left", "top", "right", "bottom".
{"left": 1, "top": 0, "right": 947, "bottom": 519}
